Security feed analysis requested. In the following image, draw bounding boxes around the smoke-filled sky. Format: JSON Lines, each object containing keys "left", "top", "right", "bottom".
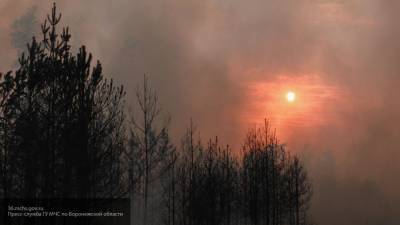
{"left": 1, "top": 0, "right": 400, "bottom": 224}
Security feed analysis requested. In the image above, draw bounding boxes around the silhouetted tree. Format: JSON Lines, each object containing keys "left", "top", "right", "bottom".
{"left": 239, "top": 120, "right": 312, "bottom": 225}
{"left": 159, "top": 118, "right": 312, "bottom": 225}
{"left": 0, "top": 71, "right": 13, "bottom": 199}
{"left": 162, "top": 143, "right": 178, "bottom": 225}
{"left": 128, "top": 75, "right": 175, "bottom": 225}
{"left": 177, "top": 120, "right": 204, "bottom": 225}
{"left": 285, "top": 156, "right": 312, "bottom": 225}
{"left": 167, "top": 126, "right": 239, "bottom": 225}
{"left": 0, "top": 3, "right": 127, "bottom": 199}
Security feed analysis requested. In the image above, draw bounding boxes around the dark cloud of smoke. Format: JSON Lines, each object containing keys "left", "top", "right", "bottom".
{"left": 11, "top": 6, "right": 37, "bottom": 53}
{"left": 1, "top": 0, "right": 400, "bottom": 224}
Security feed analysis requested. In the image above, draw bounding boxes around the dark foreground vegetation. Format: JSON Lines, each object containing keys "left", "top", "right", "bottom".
{"left": 0, "top": 4, "right": 312, "bottom": 225}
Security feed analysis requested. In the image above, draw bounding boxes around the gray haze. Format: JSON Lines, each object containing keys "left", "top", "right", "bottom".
{"left": 1, "top": 1, "right": 400, "bottom": 224}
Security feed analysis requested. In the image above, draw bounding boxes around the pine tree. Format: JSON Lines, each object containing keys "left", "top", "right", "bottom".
{"left": 0, "top": 3, "right": 127, "bottom": 199}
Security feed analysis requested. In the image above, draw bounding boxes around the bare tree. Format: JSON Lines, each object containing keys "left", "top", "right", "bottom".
{"left": 128, "top": 75, "right": 175, "bottom": 225}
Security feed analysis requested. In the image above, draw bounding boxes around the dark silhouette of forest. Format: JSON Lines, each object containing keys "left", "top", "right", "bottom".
{"left": 0, "top": 4, "right": 312, "bottom": 225}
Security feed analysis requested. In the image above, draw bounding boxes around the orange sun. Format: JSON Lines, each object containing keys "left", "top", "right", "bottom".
{"left": 286, "top": 91, "right": 296, "bottom": 102}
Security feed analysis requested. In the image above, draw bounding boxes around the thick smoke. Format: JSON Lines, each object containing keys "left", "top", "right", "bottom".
{"left": 1, "top": 0, "right": 400, "bottom": 224}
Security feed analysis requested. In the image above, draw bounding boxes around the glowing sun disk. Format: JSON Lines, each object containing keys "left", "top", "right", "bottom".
{"left": 286, "top": 91, "right": 296, "bottom": 102}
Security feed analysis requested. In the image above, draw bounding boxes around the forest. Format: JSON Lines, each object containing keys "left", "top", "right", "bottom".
{"left": 0, "top": 4, "right": 312, "bottom": 225}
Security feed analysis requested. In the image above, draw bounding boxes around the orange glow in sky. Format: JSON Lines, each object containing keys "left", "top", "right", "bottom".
{"left": 243, "top": 74, "right": 344, "bottom": 142}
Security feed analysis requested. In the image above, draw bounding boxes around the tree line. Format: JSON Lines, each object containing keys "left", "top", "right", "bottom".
{"left": 0, "top": 4, "right": 312, "bottom": 225}
{"left": 160, "top": 120, "right": 312, "bottom": 225}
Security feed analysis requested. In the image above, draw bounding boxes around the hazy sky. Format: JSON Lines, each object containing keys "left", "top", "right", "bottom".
{"left": 1, "top": 1, "right": 400, "bottom": 224}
